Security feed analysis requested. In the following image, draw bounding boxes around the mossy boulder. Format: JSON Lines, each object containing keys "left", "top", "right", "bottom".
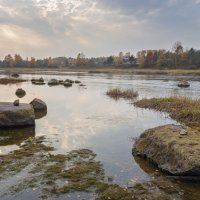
{"left": 0, "top": 103, "right": 35, "bottom": 128}
{"left": 133, "top": 124, "right": 200, "bottom": 176}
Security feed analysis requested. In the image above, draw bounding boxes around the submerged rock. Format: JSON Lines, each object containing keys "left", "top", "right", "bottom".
{"left": 178, "top": 80, "right": 190, "bottom": 88}
{"left": 15, "top": 88, "right": 26, "bottom": 98}
{"left": 30, "top": 98, "right": 47, "bottom": 112}
{"left": 32, "top": 81, "right": 45, "bottom": 85}
{"left": 133, "top": 124, "right": 200, "bottom": 176}
{"left": 0, "top": 103, "right": 35, "bottom": 128}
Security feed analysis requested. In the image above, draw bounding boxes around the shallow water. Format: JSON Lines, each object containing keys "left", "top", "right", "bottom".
{"left": 0, "top": 72, "right": 200, "bottom": 199}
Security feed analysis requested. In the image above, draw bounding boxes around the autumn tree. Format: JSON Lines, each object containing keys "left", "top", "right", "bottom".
{"left": 3, "top": 54, "right": 14, "bottom": 67}
{"left": 14, "top": 54, "right": 24, "bottom": 67}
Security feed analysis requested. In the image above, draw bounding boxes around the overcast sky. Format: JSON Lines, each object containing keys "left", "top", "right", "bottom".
{"left": 0, "top": 0, "right": 200, "bottom": 59}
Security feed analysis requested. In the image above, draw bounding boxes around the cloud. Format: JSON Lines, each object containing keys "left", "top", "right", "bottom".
{"left": 0, "top": 0, "right": 199, "bottom": 59}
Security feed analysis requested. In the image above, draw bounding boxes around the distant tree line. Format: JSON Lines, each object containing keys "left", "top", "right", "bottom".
{"left": 1, "top": 42, "right": 200, "bottom": 68}
{"left": 137, "top": 42, "right": 200, "bottom": 69}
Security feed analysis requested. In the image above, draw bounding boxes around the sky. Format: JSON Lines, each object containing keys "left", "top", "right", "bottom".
{"left": 0, "top": 0, "right": 200, "bottom": 59}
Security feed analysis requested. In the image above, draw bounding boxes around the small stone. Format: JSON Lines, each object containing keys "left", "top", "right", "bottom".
{"left": 107, "top": 176, "right": 114, "bottom": 182}
{"left": 127, "top": 179, "right": 136, "bottom": 188}
{"left": 15, "top": 88, "right": 26, "bottom": 98}
{"left": 64, "top": 82, "right": 72, "bottom": 87}
{"left": 75, "top": 80, "right": 81, "bottom": 84}
{"left": 13, "top": 99, "right": 19, "bottom": 106}
{"left": 180, "top": 129, "right": 187, "bottom": 135}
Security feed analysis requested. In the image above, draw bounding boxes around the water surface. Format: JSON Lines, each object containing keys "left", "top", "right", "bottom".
{"left": 0, "top": 72, "right": 200, "bottom": 199}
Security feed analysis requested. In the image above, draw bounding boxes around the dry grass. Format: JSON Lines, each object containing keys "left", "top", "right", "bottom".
{"left": 106, "top": 88, "right": 138, "bottom": 100}
{"left": 134, "top": 96, "right": 200, "bottom": 126}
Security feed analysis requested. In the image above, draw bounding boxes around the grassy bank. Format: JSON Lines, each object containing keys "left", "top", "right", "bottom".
{"left": 2, "top": 67, "right": 200, "bottom": 76}
{"left": 134, "top": 97, "right": 200, "bottom": 127}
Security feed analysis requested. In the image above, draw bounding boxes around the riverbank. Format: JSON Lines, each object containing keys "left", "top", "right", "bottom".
{"left": 1, "top": 67, "right": 200, "bottom": 76}
{"left": 134, "top": 97, "right": 200, "bottom": 127}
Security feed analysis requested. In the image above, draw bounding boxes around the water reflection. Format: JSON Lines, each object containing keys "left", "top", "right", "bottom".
{"left": 35, "top": 110, "right": 47, "bottom": 120}
{"left": 0, "top": 127, "right": 35, "bottom": 146}
{"left": 0, "top": 73, "right": 200, "bottom": 198}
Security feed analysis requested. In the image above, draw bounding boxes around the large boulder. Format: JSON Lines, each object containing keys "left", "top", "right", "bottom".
{"left": 133, "top": 124, "right": 200, "bottom": 176}
{"left": 30, "top": 98, "right": 47, "bottom": 112}
{"left": 0, "top": 103, "right": 35, "bottom": 128}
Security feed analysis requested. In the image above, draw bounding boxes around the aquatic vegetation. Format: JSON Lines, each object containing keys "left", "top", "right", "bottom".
{"left": 0, "top": 136, "right": 178, "bottom": 199}
{"left": 0, "top": 78, "right": 27, "bottom": 84}
{"left": 106, "top": 88, "right": 138, "bottom": 100}
{"left": 134, "top": 96, "right": 200, "bottom": 126}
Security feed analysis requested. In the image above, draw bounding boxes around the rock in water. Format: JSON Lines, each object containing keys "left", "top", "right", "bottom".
{"left": 133, "top": 124, "right": 200, "bottom": 176}
{"left": 0, "top": 103, "right": 35, "bottom": 128}
{"left": 64, "top": 82, "right": 72, "bottom": 87}
{"left": 48, "top": 79, "right": 59, "bottom": 86}
{"left": 30, "top": 98, "right": 47, "bottom": 112}
{"left": 178, "top": 80, "right": 190, "bottom": 88}
{"left": 16, "top": 88, "right": 26, "bottom": 98}
{"left": 13, "top": 99, "right": 19, "bottom": 106}
{"left": 11, "top": 73, "right": 19, "bottom": 78}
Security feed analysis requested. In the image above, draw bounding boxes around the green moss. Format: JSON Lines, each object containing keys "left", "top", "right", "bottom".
{"left": 0, "top": 136, "right": 179, "bottom": 199}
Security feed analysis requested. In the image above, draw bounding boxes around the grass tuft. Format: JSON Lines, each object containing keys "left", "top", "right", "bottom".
{"left": 106, "top": 88, "right": 138, "bottom": 100}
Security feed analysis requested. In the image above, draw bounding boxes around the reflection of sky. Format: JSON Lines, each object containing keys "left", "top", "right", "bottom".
{"left": 0, "top": 73, "right": 199, "bottom": 185}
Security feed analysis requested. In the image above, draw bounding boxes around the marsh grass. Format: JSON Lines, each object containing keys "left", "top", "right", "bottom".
{"left": 134, "top": 96, "right": 200, "bottom": 126}
{"left": 0, "top": 78, "right": 27, "bottom": 84}
{"left": 106, "top": 88, "right": 138, "bottom": 100}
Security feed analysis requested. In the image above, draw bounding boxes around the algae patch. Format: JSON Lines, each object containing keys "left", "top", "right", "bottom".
{"left": 0, "top": 136, "right": 182, "bottom": 199}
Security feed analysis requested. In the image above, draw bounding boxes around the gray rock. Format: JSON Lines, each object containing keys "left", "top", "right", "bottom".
{"left": 48, "top": 79, "right": 59, "bottom": 86}
{"left": 133, "top": 124, "right": 200, "bottom": 176}
{"left": 178, "top": 81, "right": 190, "bottom": 88}
{"left": 75, "top": 80, "right": 81, "bottom": 84}
{"left": 65, "top": 79, "right": 74, "bottom": 84}
{"left": 0, "top": 103, "right": 35, "bottom": 128}
{"left": 15, "top": 88, "right": 26, "bottom": 98}
{"left": 31, "top": 77, "right": 44, "bottom": 84}
{"left": 11, "top": 73, "right": 19, "bottom": 78}
{"left": 13, "top": 99, "right": 19, "bottom": 106}
{"left": 64, "top": 82, "right": 72, "bottom": 87}
{"left": 30, "top": 98, "right": 47, "bottom": 112}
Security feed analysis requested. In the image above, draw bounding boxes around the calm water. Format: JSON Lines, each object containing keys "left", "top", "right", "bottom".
{"left": 0, "top": 72, "right": 200, "bottom": 199}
